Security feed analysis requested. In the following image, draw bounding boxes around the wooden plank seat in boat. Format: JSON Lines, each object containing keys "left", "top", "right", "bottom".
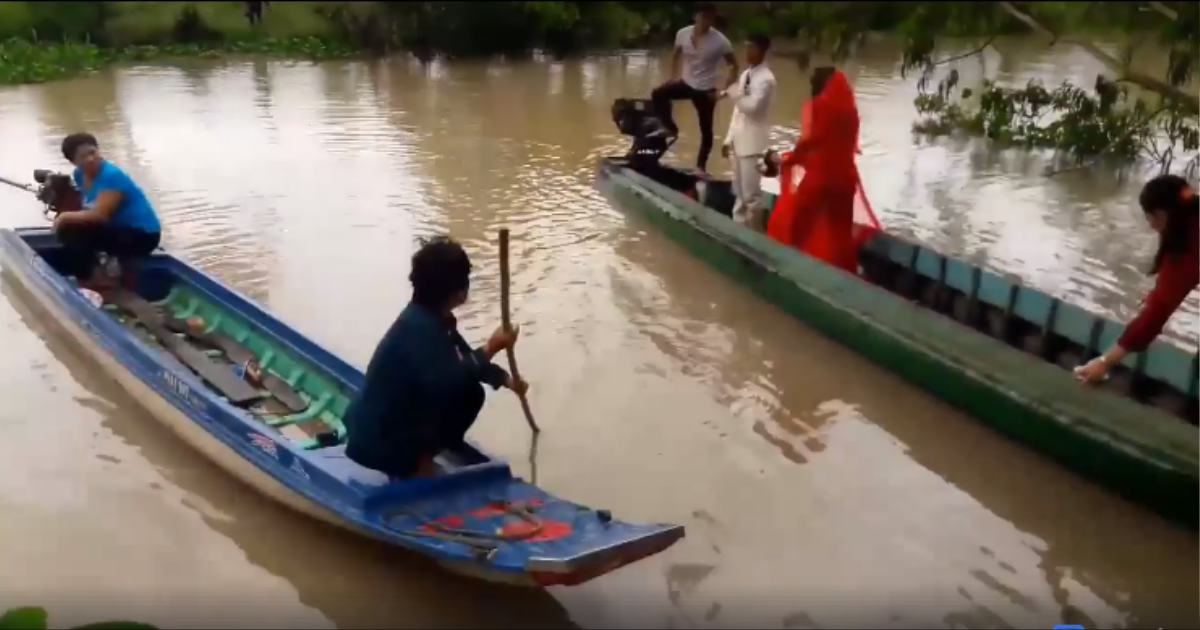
{"left": 161, "top": 316, "right": 309, "bottom": 413}
{"left": 102, "top": 289, "right": 264, "bottom": 407}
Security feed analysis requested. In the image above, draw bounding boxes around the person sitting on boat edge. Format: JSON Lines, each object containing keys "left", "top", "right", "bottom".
{"left": 1075, "top": 174, "right": 1199, "bottom": 383}
{"left": 54, "top": 133, "right": 162, "bottom": 292}
{"left": 343, "top": 236, "right": 528, "bottom": 480}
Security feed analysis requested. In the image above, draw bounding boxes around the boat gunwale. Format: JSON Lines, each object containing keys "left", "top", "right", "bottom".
{"left": 596, "top": 160, "right": 1199, "bottom": 482}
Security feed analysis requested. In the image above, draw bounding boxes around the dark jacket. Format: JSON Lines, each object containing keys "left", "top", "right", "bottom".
{"left": 344, "top": 302, "right": 508, "bottom": 475}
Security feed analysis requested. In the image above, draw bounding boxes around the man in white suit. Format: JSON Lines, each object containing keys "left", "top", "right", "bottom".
{"left": 721, "top": 33, "right": 776, "bottom": 230}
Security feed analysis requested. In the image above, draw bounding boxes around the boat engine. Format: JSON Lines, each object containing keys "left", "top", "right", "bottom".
{"left": 611, "top": 98, "right": 675, "bottom": 167}
{"left": 31, "top": 169, "right": 83, "bottom": 215}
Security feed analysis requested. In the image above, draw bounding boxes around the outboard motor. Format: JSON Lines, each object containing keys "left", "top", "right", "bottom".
{"left": 32, "top": 169, "right": 83, "bottom": 215}
{"left": 611, "top": 98, "right": 675, "bottom": 167}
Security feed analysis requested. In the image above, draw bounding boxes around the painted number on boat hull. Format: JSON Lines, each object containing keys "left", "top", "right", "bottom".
{"left": 162, "top": 370, "right": 204, "bottom": 410}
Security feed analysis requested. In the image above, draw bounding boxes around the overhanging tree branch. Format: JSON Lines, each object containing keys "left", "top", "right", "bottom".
{"left": 997, "top": 1, "right": 1198, "bottom": 114}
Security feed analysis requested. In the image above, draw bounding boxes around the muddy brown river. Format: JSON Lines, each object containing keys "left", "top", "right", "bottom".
{"left": 0, "top": 40, "right": 1196, "bottom": 629}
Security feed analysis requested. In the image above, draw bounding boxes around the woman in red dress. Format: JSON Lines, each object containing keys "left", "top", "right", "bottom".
{"left": 1075, "top": 174, "right": 1199, "bottom": 383}
{"left": 767, "top": 67, "right": 877, "bottom": 273}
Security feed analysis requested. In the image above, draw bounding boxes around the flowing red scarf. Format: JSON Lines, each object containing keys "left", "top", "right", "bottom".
{"left": 767, "top": 71, "right": 880, "bottom": 272}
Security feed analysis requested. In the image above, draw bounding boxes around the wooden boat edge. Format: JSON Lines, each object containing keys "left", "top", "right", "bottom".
{"left": 596, "top": 158, "right": 1199, "bottom": 529}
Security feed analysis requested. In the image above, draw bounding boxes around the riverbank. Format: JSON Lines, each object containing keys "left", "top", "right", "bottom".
{"left": 0, "top": 37, "right": 358, "bottom": 86}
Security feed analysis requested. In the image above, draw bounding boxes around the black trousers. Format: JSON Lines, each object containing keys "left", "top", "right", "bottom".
{"left": 56, "top": 223, "right": 160, "bottom": 281}
{"left": 383, "top": 382, "right": 485, "bottom": 479}
{"left": 651, "top": 80, "right": 717, "bottom": 171}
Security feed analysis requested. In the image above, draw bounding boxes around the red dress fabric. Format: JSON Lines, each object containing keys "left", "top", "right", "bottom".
{"left": 1117, "top": 212, "right": 1199, "bottom": 352}
{"left": 767, "top": 71, "right": 880, "bottom": 273}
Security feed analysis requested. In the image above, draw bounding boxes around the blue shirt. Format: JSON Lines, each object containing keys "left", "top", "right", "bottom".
{"left": 73, "top": 161, "right": 161, "bottom": 233}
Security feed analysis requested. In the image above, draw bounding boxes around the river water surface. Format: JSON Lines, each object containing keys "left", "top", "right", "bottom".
{"left": 0, "top": 41, "right": 1196, "bottom": 629}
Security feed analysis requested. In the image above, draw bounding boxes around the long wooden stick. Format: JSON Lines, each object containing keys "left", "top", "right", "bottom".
{"left": 498, "top": 228, "right": 540, "bottom": 433}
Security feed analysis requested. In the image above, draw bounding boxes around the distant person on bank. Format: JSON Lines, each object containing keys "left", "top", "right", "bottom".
{"left": 651, "top": 3, "right": 738, "bottom": 173}
{"left": 1075, "top": 174, "right": 1199, "bottom": 383}
{"left": 54, "top": 133, "right": 162, "bottom": 292}
{"left": 721, "top": 33, "right": 776, "bottom": 230}
{"left": 344, "top": 237, "right": 529, "bottom": 479}
{"left": 245, "top": 1, "right": 269, "bottom": 27}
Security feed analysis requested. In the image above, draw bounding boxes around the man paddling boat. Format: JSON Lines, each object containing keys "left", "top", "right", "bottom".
{"left": 1076, "top": 174, "right": 1199, "bottom": 383}
{"left": 344, "top": 236, "right": 528, "bottom": 479}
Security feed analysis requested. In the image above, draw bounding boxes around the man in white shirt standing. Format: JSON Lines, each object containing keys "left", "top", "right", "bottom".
{"left": 721, "top": 33, "right": 776, "bottom": 230}
{"left": 651, "top": 3, "right": 738, "bottom": 173}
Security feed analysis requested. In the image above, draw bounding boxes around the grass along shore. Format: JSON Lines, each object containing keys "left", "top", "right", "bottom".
{"left": 0, "top": 36, "right": 358, "bottom": 86}
{"left": 0, "top": 1, "right": 363, "bottom": 86}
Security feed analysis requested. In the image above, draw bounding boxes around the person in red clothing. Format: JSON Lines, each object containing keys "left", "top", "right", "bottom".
{"left": 765, "top": 67, "right": 879, "bottom": 273}
{"left": 1076, "top": 174, "right": 1199, "bottom": 383}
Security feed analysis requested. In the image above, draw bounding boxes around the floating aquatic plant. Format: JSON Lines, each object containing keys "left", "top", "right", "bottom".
{"left": 0, "top": 606, "right": 157, "bottom": 630}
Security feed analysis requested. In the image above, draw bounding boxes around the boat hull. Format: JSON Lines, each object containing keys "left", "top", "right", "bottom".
{"left": 0, "top": 226, "right": 684, "bottom": 585}
{"left": 596, "top": 158, "right": 1199, "bottom": 530}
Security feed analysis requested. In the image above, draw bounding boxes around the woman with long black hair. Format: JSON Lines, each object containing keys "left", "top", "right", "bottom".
{"left": 1076, "top": 174, "right": 1199, "bottom": 383}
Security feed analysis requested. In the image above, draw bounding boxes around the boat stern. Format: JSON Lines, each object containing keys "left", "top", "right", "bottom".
{"left": 523, "top": 517, "right": 685, "bottom": 587}
{"left": 373, "top": 479, "right": 685, "bottom": 587}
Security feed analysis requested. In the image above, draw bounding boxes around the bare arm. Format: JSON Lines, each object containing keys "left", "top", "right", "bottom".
{"left": 723, "top": 52, "right": 739, "bottom": 90}
{"left": 670, "top": 46, "right": 682, "bottom": 82}
{"left": 64, "top": 190, "right": 122, "bottom": 226}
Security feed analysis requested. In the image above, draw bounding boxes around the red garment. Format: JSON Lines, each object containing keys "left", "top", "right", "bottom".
{"left": 1117, "top": 213, "right": 1199, "bottom": 352}
{"left": 767, "top": 71, "right": 879, "bottom": 273}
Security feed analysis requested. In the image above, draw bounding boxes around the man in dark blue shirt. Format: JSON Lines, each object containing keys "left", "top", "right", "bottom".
{"left": 344, "top": 237, "right": 527, "bottom": 479}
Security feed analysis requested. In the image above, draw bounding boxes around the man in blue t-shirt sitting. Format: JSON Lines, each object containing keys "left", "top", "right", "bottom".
{"left": 53, "top": 133, "right": 162, "bottom": 292}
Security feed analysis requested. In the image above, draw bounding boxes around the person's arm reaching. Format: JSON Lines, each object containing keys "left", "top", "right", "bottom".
{"left": 1077, "top": 252, "right": 1199, "bottom": 381}
{"left": 1117, "top": 254, "right": 1198, "bottom": 353}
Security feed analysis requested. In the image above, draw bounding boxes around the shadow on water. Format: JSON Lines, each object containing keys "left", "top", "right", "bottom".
{"left": 603, "top": 218, "right": 1199, "bottom": 629}
{"left": 0, "top": 278, "right": 577, "bottom": 630}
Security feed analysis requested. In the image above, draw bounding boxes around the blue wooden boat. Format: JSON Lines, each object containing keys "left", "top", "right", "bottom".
{"left": 596, "top": 103, "right": 1198, "bottom": 528}
{"left": 0, "top": 225, "right": 684, "bottom": 586}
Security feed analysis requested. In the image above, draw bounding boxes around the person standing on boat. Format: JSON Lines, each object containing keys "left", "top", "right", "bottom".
{"left": 765, "top": 68, "right": 874, "bottom": 274}
{"left": 720, "top": 33, "right": 776, "bottom": 230}
{"left": 344, "top": 237, "right": 529, "bottom": 480}
{"left": 651, "top": 3, "right": 738, "bottom": 173}
{"left": 53, "top": 133, "right": 162, "bottom": 292}
{"left": 1075, "top": 175, "right": 1199, "bottom": 383}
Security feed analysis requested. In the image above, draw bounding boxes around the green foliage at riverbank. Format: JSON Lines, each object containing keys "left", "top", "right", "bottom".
{"left": 0, "top": 606, "right": 156, "bottom": 630}
{"left": 0, "top": 2, "right": 359, "bottom": 84}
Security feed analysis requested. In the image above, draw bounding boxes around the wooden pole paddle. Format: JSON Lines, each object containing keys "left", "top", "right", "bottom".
{"left": 498, "top": 228, "right": 540, "bottom": 433}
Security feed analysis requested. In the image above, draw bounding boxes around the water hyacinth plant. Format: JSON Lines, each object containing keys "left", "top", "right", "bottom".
{"left": 0, "top": 607, "right": 157, "bottom": 630}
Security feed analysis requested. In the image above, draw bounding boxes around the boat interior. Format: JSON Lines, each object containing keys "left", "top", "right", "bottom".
{"left": 25, "top": 234, "right": 490, "bottom": 472}
{"left": 606, "top": 102, "right": 1199, "bottom": 426}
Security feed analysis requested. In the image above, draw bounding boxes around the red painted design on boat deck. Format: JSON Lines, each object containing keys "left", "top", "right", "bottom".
{"left": 419, "top": 500, "right": 572, "bottom": 542}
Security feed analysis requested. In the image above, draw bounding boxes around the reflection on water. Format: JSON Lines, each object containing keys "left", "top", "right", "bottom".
{"left": 0, "top": 42, "right": 1195, "bottom": 629}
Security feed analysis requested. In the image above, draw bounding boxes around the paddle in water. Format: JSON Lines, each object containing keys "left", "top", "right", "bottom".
{"left": 498, "top": 228, "right": 540, "bottom": 433}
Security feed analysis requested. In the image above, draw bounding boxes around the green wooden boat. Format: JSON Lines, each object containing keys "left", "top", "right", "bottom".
{"left": 596, "top": 150, "right": 1199, "bottom": 529}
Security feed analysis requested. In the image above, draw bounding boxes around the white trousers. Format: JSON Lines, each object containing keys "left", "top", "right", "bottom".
{"left": 730, "top": 154, "right": 764, "bottom": 231}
